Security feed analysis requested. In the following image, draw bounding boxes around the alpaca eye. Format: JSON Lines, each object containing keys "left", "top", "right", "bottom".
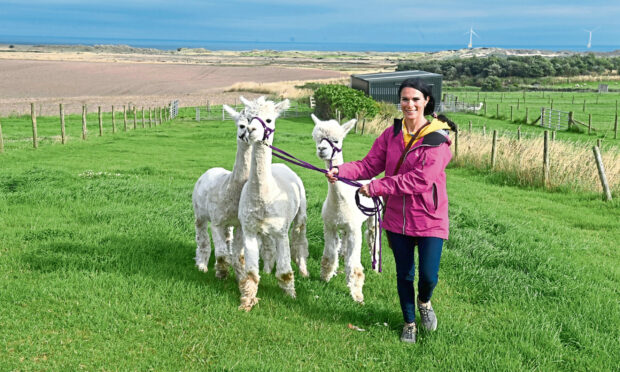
{"left": 266, "top": 119, "right": 272, "bottom": 123}
{"left": 239, "top": 125, "right": 245, "bottom": 129}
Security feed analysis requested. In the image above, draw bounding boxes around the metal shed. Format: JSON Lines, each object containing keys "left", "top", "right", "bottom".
{"left": 351, "top": 70, "right": 443, "bottom": 105}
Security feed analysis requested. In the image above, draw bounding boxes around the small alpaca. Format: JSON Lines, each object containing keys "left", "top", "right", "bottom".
{"left": 191, "top": 101, "right": 254, "bottom": 280}
{"left": 237, "top": 97, "right": 309, "bottom": 311}
{"left": 311, "top": 114, "right": 380, "bottom": 303}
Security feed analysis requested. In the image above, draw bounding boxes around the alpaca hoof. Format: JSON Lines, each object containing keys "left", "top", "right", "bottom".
{"left": 351, "top": 291, "right": 364, "bottom": 303}
{"left": 238, "top": 296, "right": 260, "bottom": 312}
{"left": 320, "top": 271, "right": 335, "bottom": 282}
{"left": 196, "top": 263, "right": 208, "bottom": 273}
{"left": 299, "top": 265, "right": 309, "bottom": 278}
{"left": 215, "top": 269, "right": 229, "bottom": 280}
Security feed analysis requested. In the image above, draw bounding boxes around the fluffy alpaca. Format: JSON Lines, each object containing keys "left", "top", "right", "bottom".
{"left": 237, "top": 97, "right": 309, "bottom": 311}
{"left": 192, "top": 102, "right": 254, "bottom": 280}
{"left": 311, "top": 114, "right": 380, "bottom": 303}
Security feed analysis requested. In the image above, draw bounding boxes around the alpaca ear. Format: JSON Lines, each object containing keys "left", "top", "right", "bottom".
{"left": 310, "top": 113, "right": 321, "bottom": 126}
{"left": 274, "top": 99, "right": 290, "bottom": 115}
{"left": 341, "top": 119, "right": 357, "bottom": 136}
{"left": 223, "top": 104, "right": 240, "bottom": 120}
{"left": 239, "top": 96, "right": 253, "bottom": 107}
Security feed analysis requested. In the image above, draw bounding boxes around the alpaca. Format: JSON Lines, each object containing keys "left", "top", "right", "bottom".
{"left": 192, "top": 102, "right": 254, "bottom": 280}
{"left": 311, "top": 114, "right": 380, "bottom": 303}
{"left": 237, "top": 97, "right": 309, "bottom": 311}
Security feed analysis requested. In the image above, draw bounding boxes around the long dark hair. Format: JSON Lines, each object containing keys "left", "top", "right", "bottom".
{"left": 397, "top": 78, "right": 457, "bottom": 132}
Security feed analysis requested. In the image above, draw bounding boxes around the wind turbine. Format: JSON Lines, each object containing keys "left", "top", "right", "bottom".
{"left": 584, "top": 27, "right": 599, "bottom": 49}
{"left": 466, "top": 26, "right": 479, "bottom": 48}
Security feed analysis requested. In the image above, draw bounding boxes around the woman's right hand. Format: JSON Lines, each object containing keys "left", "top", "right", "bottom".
{"left": 326, "top": 167, "right": 339, "bottom": 184}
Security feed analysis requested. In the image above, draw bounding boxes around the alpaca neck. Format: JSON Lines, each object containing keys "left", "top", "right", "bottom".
{"left": 248, "top": 142, "right": 274, "bottom": 196}
{"left": 325, "top": 155, "right": 347, "bottom": 202}
{"left": 231, "top": 139, "right": 252, "bottom": 184}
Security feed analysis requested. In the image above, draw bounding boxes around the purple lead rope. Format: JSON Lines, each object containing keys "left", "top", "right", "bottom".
{"left": 250, "top": 115, "right": 384, "bottom": 271}
{"left": 267, "top": 143, "right": 385, "bottom": 272}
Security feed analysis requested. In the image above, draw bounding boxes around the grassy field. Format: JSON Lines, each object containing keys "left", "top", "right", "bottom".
{"left": 445, "top": 88, "right": 620, "bottom": 137}
{"left": 1, "top": 109, "right": 619, "bottom": 370}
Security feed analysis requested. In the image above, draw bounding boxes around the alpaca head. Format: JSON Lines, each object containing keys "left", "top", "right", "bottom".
{"left": 311, "top": 113, "right": 356, "bottom": 164}
{"left": 240, "top": 96, "right": 290, "bottom": 145}
{"left": 223, "top": 103, "right": 253, "bottom": 143}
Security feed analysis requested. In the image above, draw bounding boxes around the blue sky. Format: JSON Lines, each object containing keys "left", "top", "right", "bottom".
{"left": 1, "top": 0, "right": 619, "bottom": 50}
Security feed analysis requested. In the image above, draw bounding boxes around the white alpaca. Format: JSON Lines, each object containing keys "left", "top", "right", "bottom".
{"left": 311, "top": 114, "right": 380, "bottom": 303}
{"left": 192, "top": 102, "right": 254, "bottom": 280}
{"left": 237, "top": 97, "right": 309, "bottom": 311}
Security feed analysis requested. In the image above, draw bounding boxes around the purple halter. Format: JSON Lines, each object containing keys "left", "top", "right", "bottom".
{"left": 320, "top": 137, "right": 342, "bottom": 169}
{"left": 251, "top": 116, "right": 275, "bottom": 141}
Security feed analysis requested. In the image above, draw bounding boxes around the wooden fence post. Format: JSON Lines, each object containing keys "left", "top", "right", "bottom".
{"left": 31, "top": 102, "right": 38, "bottom": 149}
{"left": 141, "top": 107, "right": 145, "bottom": 128}
{"left": 568, "top": 111, "right": 573, "bottom": 130}
{"left": 468, "top": 120, "right": 472, "bottom": 132}
{"left": 484, "top": 99, "right": 487, "bottom": 115}
{"left": 454, "top": 124, "right": 459, "bottom": 159}
{"left": 112, "top": 105, "right": 116, "bottom": 133}
{"left": 98, "top": 106, "right": 103, "bottom": 136}
{"left": 583, "top": 99, "right": 586, "bottom": 112}
{"left": 59, "top": 103, "right": 66, "bottom": 144}
{"left": 149, "top": 108, "right": 153, "bottom": 128}
{"left": 496, "top": 103, "right": 499, "bottom": 118}
{"left": 81, "top": 104, "right": 87, "bottom": 140}
{"left": 159, "top": 107, "right": 163, "bottom": 124}
{"left": 525, "top": 107, "right": 529, "bottom": 124}
{"left": 0, "top": 119, "right": 4, "bottom": 153}
{"left": 614, "top": 113, "right": 618, "bottom": 140}
{"left": 517, "top": 98, "right": 520, "bottom": 110}
{"left": 123, "top": 105, "right": 127, "bottom": 132}
{"left": 517, "top": 126, "right": 521, "bottom": 140}
{"left": 491, "top": 130, "right": 497, "bottom": 169}
{"left": 592, "top": 146, "right": 612, "bottom": 201}
{"left": 596, "top": 139, "right": 602, "bottom": 148}
{"left": 588, "top": 114, "right": 592, "bottom": 135}
{"left": 543, "top": 131, "right": 550, "bottom": 187}
{"left": 360, "top": 118, "right": 366, "bottom": 135}
{"left": 541, "top": 107, "right": 545, "bottom": 127}
{"left": 133, "top": 106, "right": 137, "bottom": 129}
{"left": 510, "top": 105, "right": 513, "bottom": 121}
{"left": 552, "top": 131, "right": 556, "bottom": 141}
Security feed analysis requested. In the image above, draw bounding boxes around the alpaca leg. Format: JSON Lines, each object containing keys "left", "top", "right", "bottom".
{"left": 211, "top": 225, "right": 231, "bottom": 279}
{"left": 343, "top": 229, "right": 365, "bottom": 303}
{"left": 290, "top": 208, "right": 309, "bottom": 278}
{"left": 231, "top": 226, "right": 245, "bottom": 282}
{"left": 194, "top": 218, "right": 211, "bottom": 273}
{"left": 275, "top": 234, "right": 296, "bottom": 298}
{"left": 238, "top": 232, "right": 261, "bottom": 311}
{"left": 260, "top": 235, "right": 276, "bottom": 274}
{"left": 320, "top": 226, "right": 340, "bottom": 282}
{"left": 365, "top": 215, "right": 380, "bottom": 273}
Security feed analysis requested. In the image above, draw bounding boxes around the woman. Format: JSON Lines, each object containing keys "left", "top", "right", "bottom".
{"left": 326, "top": 78, "right": 456, "bottom": 343}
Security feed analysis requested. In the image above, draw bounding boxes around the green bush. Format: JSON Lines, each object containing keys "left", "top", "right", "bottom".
{"left": 481, "top": 76, "right": 502, "bottom": 91}
{"left": 314, "top": 84, "right": 379, "bottom": 120}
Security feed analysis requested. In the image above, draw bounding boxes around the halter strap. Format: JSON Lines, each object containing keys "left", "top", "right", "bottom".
{"left": 320, "top": 137, "right": 342, "bottom": 169}
{"left": 251, "top": 116, "right": 275, "bottom": 141}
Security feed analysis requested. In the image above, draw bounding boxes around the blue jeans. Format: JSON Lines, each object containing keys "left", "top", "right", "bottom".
{"left": 386, "top": 231, "right": 443, "bottom": 324}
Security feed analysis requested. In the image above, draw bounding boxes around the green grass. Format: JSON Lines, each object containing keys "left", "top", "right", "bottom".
{"left": 1, "top": 113, "right": 618, "bottom": 370}
{"left": 445, "top": 89, "right": 620, "bottom": 138}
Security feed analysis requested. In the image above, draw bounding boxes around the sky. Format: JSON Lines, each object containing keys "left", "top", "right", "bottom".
{"left": 1, "top": 0, "right": 619, "bottom": 51}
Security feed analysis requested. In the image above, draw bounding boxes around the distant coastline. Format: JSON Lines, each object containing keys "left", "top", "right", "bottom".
{"left": 1, "top": 35, "right": 619, "bottom": 54}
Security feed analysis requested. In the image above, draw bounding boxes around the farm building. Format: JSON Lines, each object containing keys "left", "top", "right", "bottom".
{"left": 351, "top": 70, "right": 443, "bottom": 105}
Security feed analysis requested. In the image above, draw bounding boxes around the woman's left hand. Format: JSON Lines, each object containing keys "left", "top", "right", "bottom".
{"left": 358, "top": 184, "right": 371, "bottom": 197}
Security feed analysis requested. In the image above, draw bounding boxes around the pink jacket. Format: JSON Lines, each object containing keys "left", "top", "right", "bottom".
{"left": 338, "top": 119, "right": 452, "bottom": 239}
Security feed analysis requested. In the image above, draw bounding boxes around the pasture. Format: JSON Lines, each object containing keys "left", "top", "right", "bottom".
{"left": 0, "top": 109, "right": 618, "bottom": 370}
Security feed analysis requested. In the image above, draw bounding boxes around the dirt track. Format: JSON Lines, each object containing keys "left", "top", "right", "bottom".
{"left": 0, "top": 59, "right": 345, "bottom": 116}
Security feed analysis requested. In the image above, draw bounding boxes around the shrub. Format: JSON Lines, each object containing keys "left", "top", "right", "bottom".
{"left": 481, "top": 76, "right": 502, "bottom": 91}
{"left": 314, "top": 84, "right": 379, "bottom": 120}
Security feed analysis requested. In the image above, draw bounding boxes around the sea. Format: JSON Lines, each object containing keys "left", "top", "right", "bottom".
{"left": 1, "top": 35, "right": 618, "bottom": 53}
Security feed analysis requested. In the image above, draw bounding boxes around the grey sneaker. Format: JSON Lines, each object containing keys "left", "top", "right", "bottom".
{"left": 417, "top": 298, "right": 437, "bottom": 331}
{"left": 400, "top": 322, "right": 417, "bottom": 343}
